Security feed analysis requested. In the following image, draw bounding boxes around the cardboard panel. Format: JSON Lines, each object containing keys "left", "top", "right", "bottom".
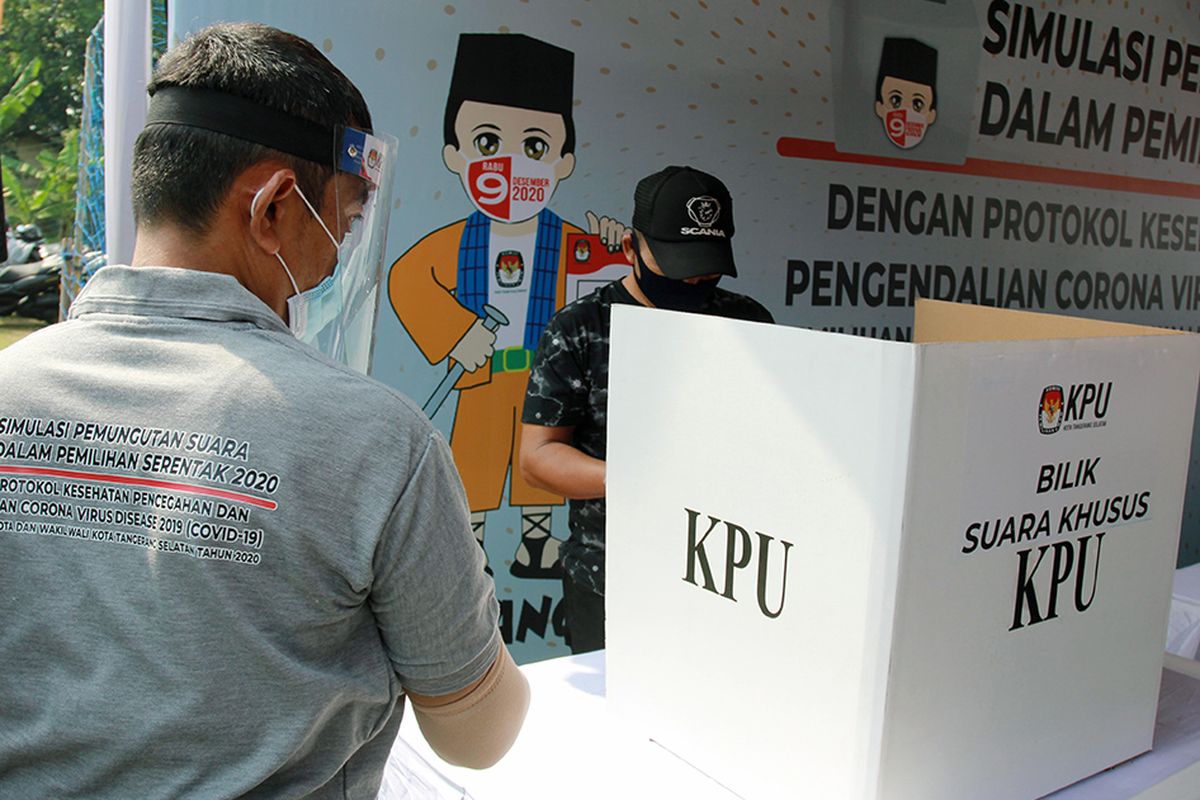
{"left": 607, "top": 306, "right": 1200, "bottom": 799}
{"left": 606, "top": 306, "right": 916, "bottom": 799}
{"left": 914, "top": 299, "right": 1181, "bottom": 344}
{"left": 880, "top": 333, "right": 1200, "bottom": 799}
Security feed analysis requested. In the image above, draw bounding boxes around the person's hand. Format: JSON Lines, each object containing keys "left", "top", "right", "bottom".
{"left": 450, "top": 318, "right": 496, "bottom": 372}
{"left": 586, "top": 210, "right": 628, "bottom": 252}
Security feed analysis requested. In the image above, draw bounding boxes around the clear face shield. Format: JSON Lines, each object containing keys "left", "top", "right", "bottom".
{"left": 142, "top": 85, "right": 398, "bottom": 371}
{"left": 292, "top": 127, "right": 397, "bottom": 370}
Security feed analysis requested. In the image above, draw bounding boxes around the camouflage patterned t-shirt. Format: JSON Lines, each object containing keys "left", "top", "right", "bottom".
{"left": 522, "top": 278, "right": 773, "bottom": 595}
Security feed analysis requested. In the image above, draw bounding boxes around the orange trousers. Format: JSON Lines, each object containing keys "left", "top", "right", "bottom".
{"left": 450, "top": 370, "right": 563, "bottom": 512}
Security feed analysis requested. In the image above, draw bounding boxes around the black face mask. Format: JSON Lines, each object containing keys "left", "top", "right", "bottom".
{"left": 631, "top": 233, "right": 720, "bottom": 312}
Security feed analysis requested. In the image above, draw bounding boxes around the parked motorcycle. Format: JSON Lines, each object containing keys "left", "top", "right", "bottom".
{"left": 4, "top": 224, "right": 45, "bottom": 265}
{"left": 1, "top": 224, "right": 62, "bottom": 324}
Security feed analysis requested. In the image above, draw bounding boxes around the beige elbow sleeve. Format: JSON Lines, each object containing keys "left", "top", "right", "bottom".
{"left": 410, "top": 646, "right": 531, "bottom": 769}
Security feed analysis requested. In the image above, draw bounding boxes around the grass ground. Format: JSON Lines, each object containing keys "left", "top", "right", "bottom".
{"left": 0, "top": 316, "right": 48, "bottom": 349}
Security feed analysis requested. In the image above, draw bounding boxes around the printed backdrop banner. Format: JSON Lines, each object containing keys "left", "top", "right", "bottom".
{"left": 168, "top": 0, "right": 1200, "bottom": 662}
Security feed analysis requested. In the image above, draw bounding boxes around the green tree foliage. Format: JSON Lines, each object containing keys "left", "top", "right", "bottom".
{"left": 2, "top": 130, "right": 80, "bottom": 239}
{"left": 0, "top": 58, "right": 43, "bottom": 134}
{"left": 2, "top": 58, "right": 80, "bottom": 238}
{"left": 1, "top": 0, "right": 102, "bottom": 238}
{"left": 0, "top": 0, "right": 104, "bottom": 140}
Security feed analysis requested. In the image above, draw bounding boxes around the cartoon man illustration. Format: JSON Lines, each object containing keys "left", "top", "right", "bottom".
{"left": 389, "top": 33, "right": 623, "bottom": 579}
{"left": 874, "top": 37, "right": 938, "bottom": 150}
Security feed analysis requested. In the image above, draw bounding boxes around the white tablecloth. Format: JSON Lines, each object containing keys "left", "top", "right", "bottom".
{"left": 1167, "top": 564, "right": 1200, "bottom": 661}
{"left": 382, "top": 651, "right": 739, "bottom": 800}
{"left": 381, "top": 651, "right": 1200, "bottom": 800}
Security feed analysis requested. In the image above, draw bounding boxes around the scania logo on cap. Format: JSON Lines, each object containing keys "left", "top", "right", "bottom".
{"left": 685, "top": 196, "right": 721, "bottom": 228}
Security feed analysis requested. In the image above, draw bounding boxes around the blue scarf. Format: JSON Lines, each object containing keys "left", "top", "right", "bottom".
{"left": 456, "top": 209, "right": 562, "bottom": 352}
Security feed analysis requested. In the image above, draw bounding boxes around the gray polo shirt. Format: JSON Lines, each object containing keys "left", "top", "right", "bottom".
{"left": 0, "top": 266, "right": 501, "bottom": 799}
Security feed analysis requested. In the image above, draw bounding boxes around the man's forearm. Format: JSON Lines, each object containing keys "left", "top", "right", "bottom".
{"left": 409, "top": 647, "right": 530, "bottom": 769}
{"left": 521, "top": 436, "right": 606, "bottom": 500}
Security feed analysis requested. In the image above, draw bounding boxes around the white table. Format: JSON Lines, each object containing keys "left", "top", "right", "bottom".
{"left": 1167, "top": 564, "right": 1200, "bottom": 661}
{"left": 1047, "top": 655, "right": 1200, "bottom": 800}
{"left": 382, "top": 651, "right": 1200, "bottom": 800}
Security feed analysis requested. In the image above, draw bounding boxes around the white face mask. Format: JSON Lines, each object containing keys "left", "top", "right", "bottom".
{"left": 882, "top": 108, "right": 930, "bottom": 149}
{"left": 459, "top": 153, "right": 557, "bottom": 223}
{"left": 251, "top": 185, "right": 345, "bottom": 339}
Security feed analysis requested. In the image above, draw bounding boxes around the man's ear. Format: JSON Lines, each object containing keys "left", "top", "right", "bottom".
{"left": 874, "top": 100, "right": 887, "bottom": 120}
{"left": 926, "top": 108, "right": 937, "bottom": 125}
{"left": 443, "top": 144, "right": 466, "bottom": 176}
{"left": 620, "top": 230, "right": 636, "bottom": 266}
{"left": 247, "top": 169, "right": 297, "bottom": 256}
{"left": 554, "top": 152, "right": 576, "bottom": 182}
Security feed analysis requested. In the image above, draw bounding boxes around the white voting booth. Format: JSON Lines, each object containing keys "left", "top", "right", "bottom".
{"left": 605, "top": 300, "right": 1200, "bottom": 800}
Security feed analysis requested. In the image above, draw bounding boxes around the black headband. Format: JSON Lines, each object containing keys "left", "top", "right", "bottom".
{"left": 143, "top": 85, "right": 341, "bottom": 165}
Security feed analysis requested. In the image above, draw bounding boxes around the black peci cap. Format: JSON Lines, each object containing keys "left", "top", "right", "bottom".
{"left": 876, "top": 37, "right": 939, "bottom": 104}
{"left": 631, "top": 166, "right": 737, "bottom": 280}
{"left": 448, "top": 34, "right": 574, "bottom": 115}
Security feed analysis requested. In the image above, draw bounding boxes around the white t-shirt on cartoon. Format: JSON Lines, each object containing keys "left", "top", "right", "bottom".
{"left": 487, "top": 227, "right": 536, "bottom": 351}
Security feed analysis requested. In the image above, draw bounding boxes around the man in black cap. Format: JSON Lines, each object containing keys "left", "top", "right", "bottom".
{"left": 389, "top": 33, "right": 625, "bottom": 582}
{"left": 874, "top": 36, "right": 939, "bottom": 150}
{"left": 518, "top": 166, "right": 773, "bottom": 653}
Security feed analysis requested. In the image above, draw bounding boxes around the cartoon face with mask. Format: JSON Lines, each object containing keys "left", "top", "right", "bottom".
{"left": 443, "top": 100, "right": 575, "bottom": 223}
{"left": 874, "top": 37, "right": 939, "bottom": 150}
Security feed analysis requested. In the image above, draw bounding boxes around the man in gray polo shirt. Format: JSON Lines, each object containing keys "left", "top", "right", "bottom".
{"left": 0, "top": 23, "right": 527, "bottom": 799}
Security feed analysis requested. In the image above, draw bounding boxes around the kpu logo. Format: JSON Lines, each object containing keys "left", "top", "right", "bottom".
{"left": 495, "top": 250, "right": 525, "bottom": 288}
{"left": 1038, "top": 381, "right": 1112, "bottom": 435}
{"left": 573, "top": 238, "right": 590, "bottom": 263}
{"left": 1038, "top": 385, "right": 1063, "bottom": 434}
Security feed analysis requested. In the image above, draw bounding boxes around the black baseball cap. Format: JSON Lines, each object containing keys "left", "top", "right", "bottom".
{"left": 631, "top": 166, "right": 737, "bottom": 279}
